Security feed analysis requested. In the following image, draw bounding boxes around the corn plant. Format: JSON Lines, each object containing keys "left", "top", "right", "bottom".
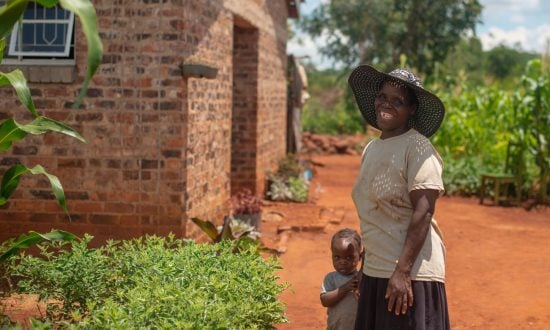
{"left": 433, "top": 58, "right": 549, "bottom": 201}
{"left": 0, "top": 229, "right": 78, "bottom": 262}
{"left": 520, "top": 59, "right": 550, "bottom": 202}
{"left": 0, "top": 0, "right": 102, "bottom": 214}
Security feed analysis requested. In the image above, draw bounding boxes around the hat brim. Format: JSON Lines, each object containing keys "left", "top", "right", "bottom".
{"left": 348, "top": 65, "right": 445, "bottom": 138}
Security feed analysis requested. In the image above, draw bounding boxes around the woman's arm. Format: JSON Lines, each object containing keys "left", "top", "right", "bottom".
{"left": 385, "top": 189, "right": 439, "bottom": 315}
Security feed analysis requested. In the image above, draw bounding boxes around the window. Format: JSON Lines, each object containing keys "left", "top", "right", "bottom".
{"left": 1, "top": 1, "right": 75, "bottom": 62}
{"left": 0, "top": 1, "right": 76, "bottom": 83}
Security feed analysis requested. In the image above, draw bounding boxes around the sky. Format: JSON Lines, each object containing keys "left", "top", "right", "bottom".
{"left": 288, "top": 0, "right": 550, "bottom": 69}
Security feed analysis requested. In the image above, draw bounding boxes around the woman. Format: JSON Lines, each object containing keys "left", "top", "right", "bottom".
{"left": 348, "top": 65, "right": 449, "bottom": 329}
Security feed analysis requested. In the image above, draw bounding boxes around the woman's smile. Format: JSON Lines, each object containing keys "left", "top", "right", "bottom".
{"left": 378, "top": 109, "right": 395, "bottom": 120}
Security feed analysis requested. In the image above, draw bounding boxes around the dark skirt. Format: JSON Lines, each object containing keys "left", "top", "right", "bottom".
{"left": 354, "top": 274, "right": 450, "bottom": 330}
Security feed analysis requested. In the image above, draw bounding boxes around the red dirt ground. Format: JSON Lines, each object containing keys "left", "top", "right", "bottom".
{"left": 261, "top": 154, "right": 550, "bottom": 330}
{"left": 3, "top": 154, "right": 550, "bottom": 329}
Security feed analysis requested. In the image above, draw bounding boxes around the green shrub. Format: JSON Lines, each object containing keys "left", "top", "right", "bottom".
{"left": 288, "top": 177, "right": 309, "bottom": 203}
{"left": 9, "top": 235, "right": 287, "bottom": 328}
{"left": 266, "top": 154, "right": 310, "bottom": 203}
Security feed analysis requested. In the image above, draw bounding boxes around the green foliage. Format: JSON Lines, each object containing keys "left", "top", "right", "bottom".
{"left": 57, "top": 0, "right": 103, "bottom": 109}
{"left": 0, "top": 165, "right": 67, "bottom": 213}
{"left": 302, "top": 68, "right": 365, "bottom": 134}
{"left": 287, "top": 177, "right": 309, "bottom": 203}
{"left": 434, "top": 37, "right": 538, "bottom": 87}
{"left": 520, "top": 59, "right": 550, "bottom": 201}
{"left": 300, "top": 0, "right": 482, "bottom": 75}
{"left": 0, "top": 0, "right": 28, "bottom": 39}
{"left": 0, "top": 0, "right": 102, "bottom": 213}
{"left": 267, "top": 155, "right": 310, "bottom": 203}
{"left": 432, "top": 59, "right": 549, "bottom": 199}
{"left": 486, "top": 45, "right": 537, "bottom": 80}
{"left": 12, "top": 236, "right": 118, "bottom": 320}
{"left": 191, "top": 217, "right": 260, "bottom": 252}
{"left": 191, "top": 217, "right": 235, "bottom": 243}
{"left": 8, "top": 235, "right": 287, "bottom": 328}
{"left": 0, "top": 229, "right": 78, "bottom": 262}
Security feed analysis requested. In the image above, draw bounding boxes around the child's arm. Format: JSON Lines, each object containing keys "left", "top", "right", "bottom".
{"left": 320, "top": 272, "right": 360, "bottom": 307}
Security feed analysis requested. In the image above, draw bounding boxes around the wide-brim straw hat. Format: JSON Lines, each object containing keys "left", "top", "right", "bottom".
{"left": 348, "top": 65, "right": 445, "bottom": 137}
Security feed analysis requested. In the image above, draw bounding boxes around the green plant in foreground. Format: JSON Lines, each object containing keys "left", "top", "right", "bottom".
{"left": 9, "top": 235, "right": 287, "bottom": 328}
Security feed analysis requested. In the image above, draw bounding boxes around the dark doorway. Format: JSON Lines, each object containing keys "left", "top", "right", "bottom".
{"left": 231, "top": 17, "right": 259, "bottom": 195}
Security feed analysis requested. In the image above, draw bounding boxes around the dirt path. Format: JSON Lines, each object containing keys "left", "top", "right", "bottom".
{"left": 262, "top": 154, "right": 550, "bottom": 330}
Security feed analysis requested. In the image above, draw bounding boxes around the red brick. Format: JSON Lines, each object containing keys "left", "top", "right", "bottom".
{"left": 89, "top": 214, "right": 120, "bottom": 225}
{"left": 29, "top": 213, "right": 60, "bottom": 223}
{"left": 104, "top": 202, "right": 135, "bottom": 213}
{"left": 119, "top": 215, "right": 139, "bottom": 226}
{"left": 71, "top": 201, "right": 104, "bottom": 213}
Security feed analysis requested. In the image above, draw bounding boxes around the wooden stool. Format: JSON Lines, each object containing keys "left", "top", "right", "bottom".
{"left": 479, "top": 173, "right": 521, "bottom": 205}
{"left": 479, "top": 142, "right": 523, "bottom": 206}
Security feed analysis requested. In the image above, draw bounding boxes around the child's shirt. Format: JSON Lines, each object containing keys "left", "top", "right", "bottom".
{"left": 321, "top": 271, "right": 358, "bottom": 330}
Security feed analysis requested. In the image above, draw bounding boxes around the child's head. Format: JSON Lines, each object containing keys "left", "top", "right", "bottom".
{"left": 330, "top": 228, "right": 362, "bottom": 275}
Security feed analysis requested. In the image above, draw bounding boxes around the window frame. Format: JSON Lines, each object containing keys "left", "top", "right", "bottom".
{"left": 8, "top": 10, "right": 75, "bottom": 58}
{"left": 1, "top": 1, "right": 76, "bottom": 65}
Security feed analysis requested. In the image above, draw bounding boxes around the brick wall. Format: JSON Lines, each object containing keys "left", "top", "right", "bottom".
{"left": 0, "top": 0, "right": 290, "bottom": 243}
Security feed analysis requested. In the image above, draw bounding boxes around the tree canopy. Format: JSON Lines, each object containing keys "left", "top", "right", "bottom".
{"left": 300, "top": 0, "right": 482, "bottom": 75}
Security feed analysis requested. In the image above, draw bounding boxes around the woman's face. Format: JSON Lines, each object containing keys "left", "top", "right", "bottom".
{"left": 374, "top": 81, "right": 416, "bottom": 139}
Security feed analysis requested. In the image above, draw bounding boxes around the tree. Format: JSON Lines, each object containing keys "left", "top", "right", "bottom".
{"left": 486, "top": 44, "right": 537, "bottom": 80}
{"left": 300, "top": 0, "right": 482, "bottom": 75}
{"left": 438, "top": 36, "right": 485, "bottom": 86}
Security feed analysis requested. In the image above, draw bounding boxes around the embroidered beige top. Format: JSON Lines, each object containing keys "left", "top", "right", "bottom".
{"left": 352, "top": 129, "right": 446, "bottom": 282}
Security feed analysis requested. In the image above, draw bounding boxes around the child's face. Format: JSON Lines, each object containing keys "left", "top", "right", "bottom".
{"left": 331, "top": 238, "right": 360, "bottom": 275}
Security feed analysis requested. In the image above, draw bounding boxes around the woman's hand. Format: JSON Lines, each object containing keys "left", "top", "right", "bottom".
{"left": 385, "top": 268, "right": 413, "bottom": 315}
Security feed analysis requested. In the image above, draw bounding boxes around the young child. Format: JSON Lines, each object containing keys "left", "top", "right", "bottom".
{"left": 320, "top": 228, "right": 363, "bottom": 330}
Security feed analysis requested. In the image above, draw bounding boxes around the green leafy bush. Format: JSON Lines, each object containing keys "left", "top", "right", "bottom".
{"left": 288, "top": 177, "right": 309, "bottom": 203}
{"left": 266, "top": 155, "right": 310, "bottom": 203}
{"left": 9, "top": 235, "right": 287, "bottom": 328}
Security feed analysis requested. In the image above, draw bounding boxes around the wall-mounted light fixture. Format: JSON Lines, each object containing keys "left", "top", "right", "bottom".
{"left": 181, "top": 63, "right": 218, "bottom": 79}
